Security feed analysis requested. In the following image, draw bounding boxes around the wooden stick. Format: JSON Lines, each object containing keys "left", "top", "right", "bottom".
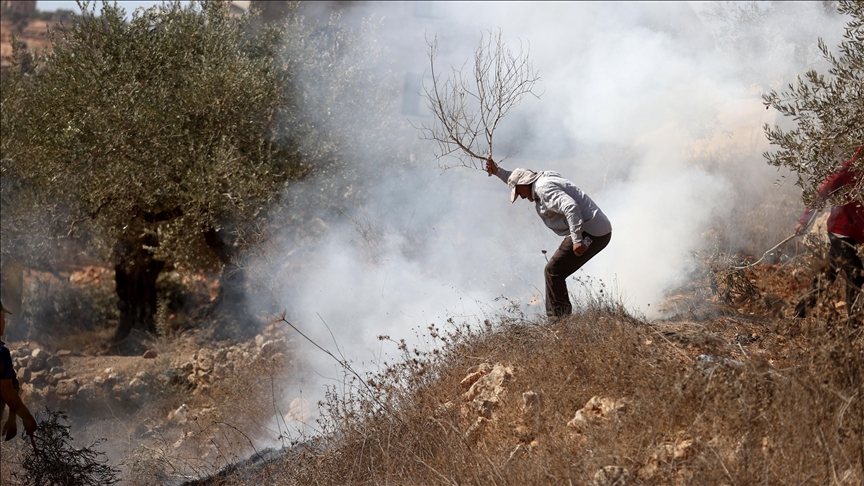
{"left": 729, "top": 234, "right": 797, "bottom": 270}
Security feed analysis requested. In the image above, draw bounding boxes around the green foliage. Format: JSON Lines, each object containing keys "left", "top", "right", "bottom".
{"left": 1, "top": 0, "right": 401, "bottom": 270}
{"left": 762, "top": 0, "right": 864, "bottom": 205}
{"left": 2, "top": 0, "right": 300, "bottom": 267}
{"left": 19, "top": 409, "right": 121, "bottom": 486}
{"left": 1, "top": 0, "right": 405, "bottom": 336}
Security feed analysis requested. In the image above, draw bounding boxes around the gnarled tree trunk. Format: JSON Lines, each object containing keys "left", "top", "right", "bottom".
{"left": 112, "top": 230, "right": 164, "bottom": 344}
{"left": 204, "top": 227, "right": 250, "bottom": 324}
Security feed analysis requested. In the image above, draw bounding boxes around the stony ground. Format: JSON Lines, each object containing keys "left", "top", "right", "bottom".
{"left": 1, "top": 319, "right": 299, "bottom": 484}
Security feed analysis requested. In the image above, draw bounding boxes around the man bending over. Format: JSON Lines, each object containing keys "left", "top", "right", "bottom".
{"left": 486, "top": 158, "right": 612, "bottom": 317}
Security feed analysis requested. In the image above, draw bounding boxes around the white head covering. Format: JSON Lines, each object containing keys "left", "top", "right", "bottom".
{"left": 507, "top": 168, "right": 542, "bottom": 203}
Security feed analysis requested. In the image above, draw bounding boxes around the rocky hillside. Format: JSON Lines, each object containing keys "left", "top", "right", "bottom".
{"left": 1, "top": 223, "right": 860, "bottom": 486}
{"left": 172, "top": 249, "right": 863, "bottom": 485}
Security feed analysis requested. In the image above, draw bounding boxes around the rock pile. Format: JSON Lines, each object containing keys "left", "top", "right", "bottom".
{"left": 10, "top": 347, "right": 78, "bottom": 401}
{"left": 9, "top": 322, "right": 292, "bottom": 410}
{"left": 168, "top": 333, "right": 290, "bottom": 393}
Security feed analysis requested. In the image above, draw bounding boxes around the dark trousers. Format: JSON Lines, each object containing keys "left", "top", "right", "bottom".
{"left": 545, "top": 232, "right": 611, "bottom": 317}
{"left": 795, "top": 233, "right": 864, "bottom": 318}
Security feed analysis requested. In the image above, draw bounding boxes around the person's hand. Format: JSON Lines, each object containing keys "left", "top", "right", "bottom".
{"left": 795, "top": 221, "right": 807, "bottom": 236}
{"left": 3, "top": 416, "right": 18, "bottom": 441}
{"left": 22, "top": 415, "right": 37, "bottom": 437}
{"left": 573, "top": 241, "right": 588, "bottom": 256}
{"left": 485, "top": 157, "right": 497, "bottom": 176}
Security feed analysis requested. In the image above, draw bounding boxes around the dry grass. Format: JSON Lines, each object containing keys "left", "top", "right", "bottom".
{"left": 198, "top": 288, "right": 864, "bottom": 485}
{"left": 5, "top": 249, "right": 861, "bottom": 485}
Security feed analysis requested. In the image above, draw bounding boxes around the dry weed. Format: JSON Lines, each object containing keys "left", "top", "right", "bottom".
{"left": 206, "top": 290, "right": 864, "bottom": 485}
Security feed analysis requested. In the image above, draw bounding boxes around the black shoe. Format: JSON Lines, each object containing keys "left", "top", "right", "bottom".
{"left": 793, "top": 301, "right": 807, "bottom": 318}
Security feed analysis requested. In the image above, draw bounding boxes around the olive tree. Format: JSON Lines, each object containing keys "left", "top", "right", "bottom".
{"left": 761, "top": 0, "right": 863, "bottom": 204}
{"left": 1, "top": 0, "right": 398, "bottom": 343}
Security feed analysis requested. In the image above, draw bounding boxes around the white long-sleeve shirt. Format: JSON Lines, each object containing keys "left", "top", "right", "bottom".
{"left": 497, "top": 167, "right": 612, "bottom": 244}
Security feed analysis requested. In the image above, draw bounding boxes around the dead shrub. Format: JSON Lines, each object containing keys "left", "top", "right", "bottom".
{"left": 2, "top": 408, "right": 121, "bottom": 486}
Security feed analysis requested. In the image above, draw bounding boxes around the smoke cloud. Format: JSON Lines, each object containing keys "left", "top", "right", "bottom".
{"left": 265, "top": 2, "right": 847, "bottom": 432}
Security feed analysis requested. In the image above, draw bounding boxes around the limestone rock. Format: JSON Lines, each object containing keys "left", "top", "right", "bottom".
{"left": 640, "top": 435, "right": 699, "bottom": 480}
{"left": 55, "top": 379, "right": 79, "bottom": 396}
{"left": 77, "top": 384, "right": 96, "bottom": 401}
{"left": 197, "top": 349, "right": 214, "bottom": 372}
{"left": 29, "top": 357, "right": 46, "bottom": 372}
{"left": 30, "top": 370, "right": 48, "bottom": 388}
{"left": 46, "top": 356, "right": 63, "bottom": 368}
{"left": 465, "top": 417, "right": 488, "bottom": 443}
{"left": 111, "top": 383, "right": 129, "bottom": 400}
{"left": 464, "top": 363, "right": 513, "bottom": 419}
{"left": 129, "top": 378, "right": 147, "bottom": 394}
{"left": 592, "top": 466, "right": 630, "bottom": 486}
{"left": 568, "top": 396, "right": 628, "bottom": 430}
{"left": 460, "top": 363, "right": 492, "bottom": 389}
{"left": 16, "top": 367, "right": 31, "bottom": 383}
{"left": 522, "top": 390, "right": 541, "bottom": 410}
{"left": 31, "top": 348, "right": 49, "bottom": 360}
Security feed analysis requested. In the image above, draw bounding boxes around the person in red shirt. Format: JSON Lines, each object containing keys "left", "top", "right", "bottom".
{"left": 794, "top": 147, "right": 864, "bottom": 319}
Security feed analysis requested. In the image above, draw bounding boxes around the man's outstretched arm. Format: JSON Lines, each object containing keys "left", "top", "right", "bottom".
{"left": 485, "top": 157, "right": 511, "bottom": 184}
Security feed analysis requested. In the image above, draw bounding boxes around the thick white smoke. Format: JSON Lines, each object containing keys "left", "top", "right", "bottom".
{"left": 266, "top": 2, "right": 847, "bottom": 433}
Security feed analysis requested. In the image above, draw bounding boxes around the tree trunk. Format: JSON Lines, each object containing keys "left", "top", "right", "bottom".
{"left": 204, "top": 227, "right": 252, "bottom": 336}
{"left": 204, "top": 227, "right": 247, "bottom": 308}
{"left": 112, "top": 232, "right": 164, "bottom": 343}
